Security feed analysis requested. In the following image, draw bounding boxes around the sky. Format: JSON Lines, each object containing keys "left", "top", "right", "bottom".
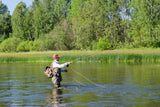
{"left": 2, "top": 0, "right": 34, "bottom": 15}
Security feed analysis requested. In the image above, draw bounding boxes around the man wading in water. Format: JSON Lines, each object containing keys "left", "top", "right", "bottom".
{"left": 45, "top": 54, "right": 72, "bottom": 88}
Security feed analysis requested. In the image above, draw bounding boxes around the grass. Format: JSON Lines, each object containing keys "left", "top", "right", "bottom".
{"left": 1, "top": 49, "right": 160, "bottom": 63}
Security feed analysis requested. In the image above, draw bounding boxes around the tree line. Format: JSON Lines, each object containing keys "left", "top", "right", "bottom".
{"left": 0, "top": 0, "right": 160, "bottom": 52}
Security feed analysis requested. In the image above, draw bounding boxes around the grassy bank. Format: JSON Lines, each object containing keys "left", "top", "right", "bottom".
{"left": 1, "top": 49, "right": 160, "bottom": 63}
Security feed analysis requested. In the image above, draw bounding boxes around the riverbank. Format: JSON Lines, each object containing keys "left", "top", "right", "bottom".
{"left": 0, "top": 49, "right": 160, "bottom": 63}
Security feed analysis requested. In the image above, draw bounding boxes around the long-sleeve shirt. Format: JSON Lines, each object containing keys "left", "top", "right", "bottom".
{"left": 51, "top": 60, "right": 68, "bottom": 72}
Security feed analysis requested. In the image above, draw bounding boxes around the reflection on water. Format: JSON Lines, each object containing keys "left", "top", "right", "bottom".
{"left": 46, "top": 88, "right": 63, "bottom": 106}
{"left": 0, "top": 62, "right": 160, "bottom": 106}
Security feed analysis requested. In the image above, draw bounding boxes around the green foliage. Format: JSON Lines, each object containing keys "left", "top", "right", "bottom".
{"left": 24, "top": 7, "right": 34, "bottom": 41}
{"left": 71, "top": 0, "right": 107, "bottom": 49}
{"left": 0, "top": 2, "right": 12, "bottom": 39}
{"left": 0, "top": 34, "right": 7, "bottom": 43}
{"left": 16, "top": 41, "right": 30, "bottom": 52}
{"left": 1, "top": 0, "right": 160, "bottom": 52}
{"left": 29, "top": 39, "right": 44, "bottom": 51}
{"left": 69, "top": 0, "right": 84, "bottom": 17}
{"left": 0, "top": 1, "right": 8, "bottom": 14}
{"left": 97, "top": 38, "right": 112, "bottom": 50}
{"left": 41, "top": 35, "right": 55, "bottom": 50}
{"left": 11, "top": 2, "right": 26, "bottom": 40}
{"left": 0, "top": 38, "right": 20, "bottom": 52}
{"left": 129, "top": 0, "right": 160, "bottom": 48}
{"left": 32, "top": 0, "right": 44, "bottom": 39}
{"left": 44, "top": 19, "right": 75, "bottom": 50}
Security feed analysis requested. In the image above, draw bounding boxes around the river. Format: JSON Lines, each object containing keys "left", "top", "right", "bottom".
{"left": 0, "top": 62, "right": 160, "bottom": 107}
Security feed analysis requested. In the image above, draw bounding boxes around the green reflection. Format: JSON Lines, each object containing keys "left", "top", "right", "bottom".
{"left": 0, "top": 63, "right": 160, "bottom": 106}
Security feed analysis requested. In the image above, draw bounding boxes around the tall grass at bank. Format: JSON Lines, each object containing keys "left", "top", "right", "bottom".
{"left": 0, "top": 56, "right": 52, "bottom": 63}
{"left": 62, "top": 54, "right": 160, "bottom": 63}
{"left": 1, "top": 52, "right": 160, "bottom": 63}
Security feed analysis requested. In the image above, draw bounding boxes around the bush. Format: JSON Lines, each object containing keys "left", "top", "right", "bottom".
{"left": 40, "top": 34, "right": 56, "bottom": 50}
{"left": 16, "top": 40, "right": 48, "bottom": 52}
{"left": 97, "top": 38, "right": 112, "bottom": 50}
{"left": 43, "top": 39, "right": 55, "bottom": 50}
{"left": 17, "top": 41, "right": 30, "bottom": 52}
{"left": 141, "top": 38, "right": 160, "bottom": 48}
{"left": 0, "top": 34, "right": 8, "bottom": 43}
{"left": 29, "top": 39, "right": 44, "bottom": 51}
{"left": 0, "top": 38, "right": 20, "bottom": 52}
{"left": 46, "top": 27, "right": 68, "bottom": 50}
{"left": 91, "top": 40, "right": 97, "bottom": 50}
{"left": 43, "top": 20, "right": 75, "bottom": 50}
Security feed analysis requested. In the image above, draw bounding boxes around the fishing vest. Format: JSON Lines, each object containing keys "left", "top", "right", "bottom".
{"left": 52, "top": 68, "right": 62, "bottom": 82}
{"left": 52, "top": 68, "right": 61, "bottom": 77}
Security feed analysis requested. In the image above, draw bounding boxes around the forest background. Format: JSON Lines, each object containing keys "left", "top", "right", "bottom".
{"left": 0, "top": 0, "right": 160, "bottom": 52}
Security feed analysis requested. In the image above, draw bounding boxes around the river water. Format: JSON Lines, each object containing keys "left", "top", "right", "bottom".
{"left": 0, "top": 62, "right": 160, "bottom": 107}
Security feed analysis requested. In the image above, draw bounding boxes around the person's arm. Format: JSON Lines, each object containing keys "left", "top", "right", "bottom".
{"left": 52, "top": 61, "right": 72, "bottom": 68}
{"left": 61, "top": 69, "right": 67, "bottom": 72}
{"left": 53, "top": 62, "right": 68, "bottom": 68}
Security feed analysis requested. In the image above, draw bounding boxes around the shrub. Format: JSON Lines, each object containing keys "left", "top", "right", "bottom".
{"left": 97, "top": 38, "right": 112, "bottom": 50}
{"left": 141, "top": 38, "right": 160, "bottom": 48}
{"left": 46, "top": 28, "right": 67, "bottom": 50}
{"left": 0, "top": 38, "right": 20, "bottom": 52}
{"left": 40, "top": 34, "right": 56, "bottom": 50}
{"left": 0, "top": 34, "right": 8, "bottom": 43}
{"left": 29, "top": 39, "right": 44, "bottom": 51}
{"left": 43, "top": 39, "right": 55, "bottom": 50}
{"left": 17, "top": 41, "right": 30, "bottom": 52}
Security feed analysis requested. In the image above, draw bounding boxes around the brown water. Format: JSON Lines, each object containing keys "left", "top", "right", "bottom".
{"left": 0, "top": 62, "right": 160, "bottom": 107}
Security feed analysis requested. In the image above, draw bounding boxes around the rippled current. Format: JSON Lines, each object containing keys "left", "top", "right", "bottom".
{"left": 0, "top": 62, "right": 160, "bottom": 107}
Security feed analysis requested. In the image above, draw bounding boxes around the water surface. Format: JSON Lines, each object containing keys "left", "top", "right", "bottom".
{"left": 0, "top": 62, "right": 160, "bottom": 107}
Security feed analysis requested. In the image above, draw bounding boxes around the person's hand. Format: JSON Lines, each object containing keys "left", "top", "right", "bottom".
{"left": 67, "top": 62, "right": 72, "bottom": 67}
{"left": 65, "top": 69, "right": 68, "bottom": 72}
{"left": 67, "top": 62, "right": 72, "bottom": 65}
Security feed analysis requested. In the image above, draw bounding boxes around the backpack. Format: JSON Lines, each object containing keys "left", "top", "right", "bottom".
{"left": 44, "top": 66, "right": 53, "bottom": 78}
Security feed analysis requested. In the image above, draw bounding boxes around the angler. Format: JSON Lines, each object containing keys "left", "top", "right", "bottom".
{"left": 44, "top": 54, "right": 72, "bottom": 88}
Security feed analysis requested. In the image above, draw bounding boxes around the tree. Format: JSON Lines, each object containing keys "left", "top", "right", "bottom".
{"left": 11, "top": 2, "right": 26, "bottom": 40}
{"left": 129, "top": 0, "right": 160, "bottom": 47}
{"left": 70, "top": 0, "right": 112, "bottom": 49}
{"left": 32, "top": 0, "right": 44, "bottom": 39}
{"left": 0, "top": 1, "right": 7, "bottom": 14}
{"left": 69, "top": 0, "right": 84, "bottom": 17}
{"left": 0, "top": 13, "right": 12, "bottom": 37}
{"left": 0, "top": 1, "right": 12, "bottom": 42}
{"left": 24, "top": 7, "right": 34, "bottom": 41}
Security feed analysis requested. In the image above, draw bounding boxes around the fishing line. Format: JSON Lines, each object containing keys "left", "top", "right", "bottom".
{"left": 70, "top": 67, "right": 106, "bottom": 89}
{"left": 74, "top": 79, "right": 85, "bottom": 86}
{"left": 69, "top": 53, "right": 107, "bottom": 88}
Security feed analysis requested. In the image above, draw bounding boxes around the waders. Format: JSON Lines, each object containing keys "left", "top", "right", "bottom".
{"left": 51, "top": 68, "right": 62, "bottom": 88}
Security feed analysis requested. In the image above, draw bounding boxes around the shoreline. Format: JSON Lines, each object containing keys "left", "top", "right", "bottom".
{"left": 0, "top": 49, "right": 160, "bottom": 63}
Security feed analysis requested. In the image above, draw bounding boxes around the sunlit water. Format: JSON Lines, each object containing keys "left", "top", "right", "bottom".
{"left": 0, "top": 62, "right": 160, "bottom": 107}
